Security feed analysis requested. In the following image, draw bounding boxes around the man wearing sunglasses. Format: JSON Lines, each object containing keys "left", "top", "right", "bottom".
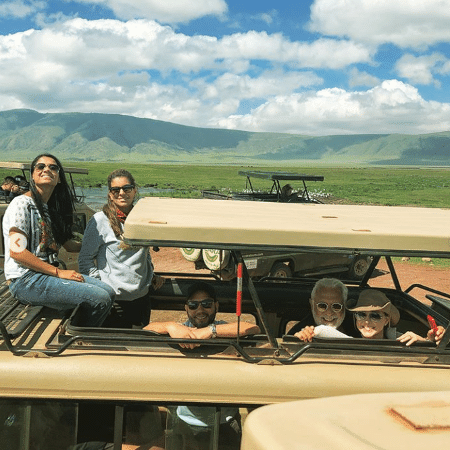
{"left": 146, "top": 281, "right": 258, "bottom": 449}
{"left": 145, "top": 281, "right": 260, "bottom": 348}
{"left": 288, "top": 278, "right": 359, "bottom": 341}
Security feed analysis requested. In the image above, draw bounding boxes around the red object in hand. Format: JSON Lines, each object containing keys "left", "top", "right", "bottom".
{"left": 427, "top": 315, "right": 438, "bottom": 333}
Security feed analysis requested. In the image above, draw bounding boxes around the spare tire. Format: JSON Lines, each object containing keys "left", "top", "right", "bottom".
{"left": 348, "top": 255, "right": 371, "bottom": 280}
{"left": 180, "top": 248, "right": 202, "bottom": 262}
{"left": 202, "top": 249, "right": 231, "bottom": 271}
{"left": 270, "top": 262, "right": 292, "bottom": 279}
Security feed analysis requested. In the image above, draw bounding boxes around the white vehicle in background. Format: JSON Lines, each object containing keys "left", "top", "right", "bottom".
{"left": 184, "top": 170, "right": 371, "bottom": 281}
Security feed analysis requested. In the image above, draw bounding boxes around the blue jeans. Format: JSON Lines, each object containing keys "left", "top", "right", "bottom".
{"left": 9, "top": 271, "right": 115, "bottom": 327}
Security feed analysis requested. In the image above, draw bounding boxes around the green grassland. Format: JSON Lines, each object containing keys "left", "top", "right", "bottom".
{"left": 74, "top": 163, "right": 450, "bottom": 209}
{"left": 2, "top": 163, "right": 449, "bottom": 208}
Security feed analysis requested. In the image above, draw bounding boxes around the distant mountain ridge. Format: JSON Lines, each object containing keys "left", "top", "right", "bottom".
{"left": 0, "top": 109, "right": 449, "bottom": 165}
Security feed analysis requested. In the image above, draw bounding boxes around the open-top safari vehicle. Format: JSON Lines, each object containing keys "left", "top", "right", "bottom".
{"left": 202, "top": 170, "right": 325, "bottom": 203}
{"left": 0, "top": 196, "right": 450, "bottom": 449}
{"left": 190, "top": 170, "right": 371, "bottom": 282}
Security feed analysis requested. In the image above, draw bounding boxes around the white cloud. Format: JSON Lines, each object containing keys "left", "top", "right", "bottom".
{"left": 218, "top": 33, "right": 372, "bottom": 69}
{"left": 191, "top": 69, "right": 323, "bottom": 120}
{"left": 0, "top": 18, "right": 372, "bottom": 87}
{"left": 73, "top": 0, "right": 228, "bottom": 23}
{"left": 1, "top": 16, "right": 450, "bottom": 137}
{"left": 348, "top": 68, "right": 380, "bottom": 88}
{"left": 0, "top": 0, "right": 45, "bottom": 18}
{"left": 309, "top": 0, "right": 450, "bottom": 48}
{"left": 251, "top": 10, "right": 279, "bottom": 26}
{"left": 216, "top": 80, "right": 450, "bottom": 135}
{"left": 395, "top": 53, "right": 449, "bottom": 86}
{"left": 204, "top": 70, "right": 322, "bottom": 100}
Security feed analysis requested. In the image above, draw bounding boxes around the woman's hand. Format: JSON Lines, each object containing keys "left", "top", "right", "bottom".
{"left": 427, "top": 326, "right": 445, "bottom": 345}
{"left": 62, "top": 239, "right": 82, "bottom": 252}
{"left": 151, "top": 275, "right": 165, "bottom": 290}
{"left": 57, "top": 269, "right": 85, "bottom": 283}
{"left": 397, "top": 331, "right": 426, "bottom": 346}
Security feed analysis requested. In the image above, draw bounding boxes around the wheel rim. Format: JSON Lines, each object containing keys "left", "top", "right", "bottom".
{"left": 353, "top": 257, "right": 370, "bottom": 277}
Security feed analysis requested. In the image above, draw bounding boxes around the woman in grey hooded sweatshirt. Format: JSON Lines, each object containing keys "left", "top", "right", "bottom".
{"left": 79, "top": 169, "right": 164, "bottom": 328}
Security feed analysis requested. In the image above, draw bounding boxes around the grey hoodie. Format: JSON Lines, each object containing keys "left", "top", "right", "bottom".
{"left": 78, "top": 211, "right": 153, "bottom": 301}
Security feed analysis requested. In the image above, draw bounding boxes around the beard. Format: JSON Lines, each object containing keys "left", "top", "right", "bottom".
{"left": 188, "top": 311, "right": 217, "bottom": 328}
{"left": 312, "top": 309, "right": 345, "bottom": 329}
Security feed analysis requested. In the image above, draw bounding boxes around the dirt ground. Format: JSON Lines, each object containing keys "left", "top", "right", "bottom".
{"left": 150, "top": 247, "right": 450, "bottom": 308}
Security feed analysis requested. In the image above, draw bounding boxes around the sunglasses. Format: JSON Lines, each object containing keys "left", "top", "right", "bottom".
{"left": 354, "top": 311, "right": 386, "bottom": 322}
{"left": 109, "top": 184, "right": 135, "bottom": 195}
{"left": 186, "top": 299, "right": 215, "bottom": 310}
{"left": 34, "top": 163, "right": 60, "bottom": 173}
{"left": 315, "top": 302, "right": 343, "bottom": 312}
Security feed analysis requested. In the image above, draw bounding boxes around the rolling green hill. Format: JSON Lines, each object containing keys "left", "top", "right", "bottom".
{"left": 1, "top": 109, "right": 449, "bottom": 165}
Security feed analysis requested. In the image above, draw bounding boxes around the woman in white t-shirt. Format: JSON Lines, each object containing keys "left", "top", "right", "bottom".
{"left": 3, "top": 154, "right": 114, "bottom": 327}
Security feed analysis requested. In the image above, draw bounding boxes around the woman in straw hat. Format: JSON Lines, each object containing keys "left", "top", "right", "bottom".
{"left": 347, "top": 289, "right": 444, "bottom": 346}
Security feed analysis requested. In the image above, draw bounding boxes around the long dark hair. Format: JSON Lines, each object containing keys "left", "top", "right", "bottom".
{"left": 103, "top": 169, "right": 137, "bottom": 238}
{"left": 29, "top": 153, "right": 75, "bottom": 246}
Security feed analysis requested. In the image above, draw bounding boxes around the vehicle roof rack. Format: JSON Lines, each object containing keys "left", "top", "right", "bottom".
{"left": 237, "top": 171, "right": 324, "bottom": 182}
{"left": 0, "top": 161, "right": 89, "bottom": 174}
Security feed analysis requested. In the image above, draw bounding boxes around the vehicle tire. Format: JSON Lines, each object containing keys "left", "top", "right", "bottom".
{"left": 180, "top": 248, "right": 202, "bottom": 262}
{"left": 348, "top": 256, "right": 371, "bottom": 280}
{"left": 202, "top": 249, "right": 231, "bottom": 271}
{"left": 269, "top": 262, "right": 292, "bottom": 279}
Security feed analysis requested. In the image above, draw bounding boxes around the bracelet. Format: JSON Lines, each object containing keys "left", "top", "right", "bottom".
{"left": 55, "top": 267, "right": 59, "bottom": 278}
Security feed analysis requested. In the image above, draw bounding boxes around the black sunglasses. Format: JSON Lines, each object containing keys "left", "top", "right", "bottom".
{"left": 34, "top": 163, "right": 60, "bottom": 173}
{"left": 109, "top": 184, "right": 135, "bottom": 195}
{"left": 186, "top": 299, "right": 215, "bottom": 310}
{"left": 316, "top": 302, "right": 343, "bottom": 312}
{"left": 354, "top": 311, "right": 385, "bottom": 322}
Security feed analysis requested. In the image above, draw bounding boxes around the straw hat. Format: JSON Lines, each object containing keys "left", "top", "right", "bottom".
{"left": 347, "top": 289, "right": 400, "bottom": 326}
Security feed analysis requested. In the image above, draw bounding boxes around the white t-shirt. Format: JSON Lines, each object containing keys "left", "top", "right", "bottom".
{"left": 2, "top": 196, "right": 58, "bottom": 279}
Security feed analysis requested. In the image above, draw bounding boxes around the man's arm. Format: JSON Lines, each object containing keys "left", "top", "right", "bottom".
{"left": 144, "top": 321, "right": 199, "bottom": 349}
{"left": 191, "top": 322, "right": 260, "bottom": 339}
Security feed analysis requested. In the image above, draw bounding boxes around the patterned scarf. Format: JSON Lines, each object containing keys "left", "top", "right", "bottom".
{"left": 116, "top": 208, "right": 127, "bottom": 224}
{"left": 36, "top": 204, "right": 59, "bottom": 254}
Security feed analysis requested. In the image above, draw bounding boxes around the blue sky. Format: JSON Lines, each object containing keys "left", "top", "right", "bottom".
{"left": 1, "top": 0, "right": 450, "bottom": 135}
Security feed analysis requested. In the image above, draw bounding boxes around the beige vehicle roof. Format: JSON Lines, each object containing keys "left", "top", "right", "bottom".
{"left": 124, "top": 197, "right": 450, "bottom": 256}
{"left": 241, "top": 390, "right": 450, "bottom": 449}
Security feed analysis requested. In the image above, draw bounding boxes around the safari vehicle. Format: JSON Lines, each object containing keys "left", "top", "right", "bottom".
{"left": 190, "top": 170, "right": 371, "bottom": 281}
{"left": 181, "top": 247, "right": 371, "bottom": 281}
{"left": 202, "top": 170, "right": 325, "bottom": 203}
{"left": 0, "top": 161, "right": 94, "bottom": 271}
{"left": 0, "top": 197, "right": 450, "bottom": 449}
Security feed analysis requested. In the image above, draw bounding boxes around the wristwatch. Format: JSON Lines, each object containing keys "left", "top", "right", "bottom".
{"left": 209, "top": 323, "right": 217, "bottom": 338}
